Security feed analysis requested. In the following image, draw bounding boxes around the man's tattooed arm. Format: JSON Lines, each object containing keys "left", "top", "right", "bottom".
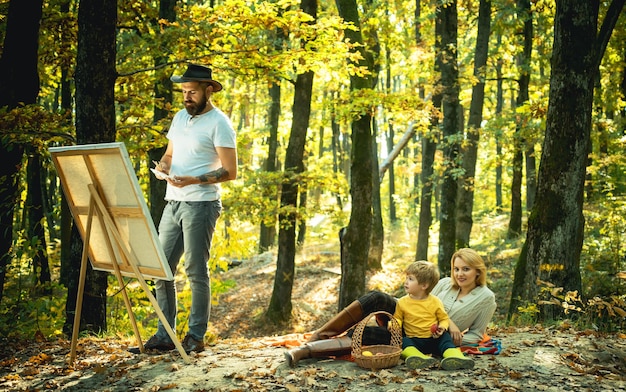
{"left": 197, "top": 167, "right": 229, "bottom": 184}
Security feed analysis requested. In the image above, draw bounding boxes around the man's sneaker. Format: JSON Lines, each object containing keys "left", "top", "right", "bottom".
{"left": 182, "top": 334, "right": 205, "bottom": 353}
{"left": 144, "top": 335, "right": 175, "bottom": 351}
{"left": 128, "top": 335, "right": 175, "bottom": 354}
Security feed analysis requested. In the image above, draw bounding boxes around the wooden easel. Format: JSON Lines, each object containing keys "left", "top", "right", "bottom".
{"left": 69, "top": 184, "right": 190, "bottom": 364}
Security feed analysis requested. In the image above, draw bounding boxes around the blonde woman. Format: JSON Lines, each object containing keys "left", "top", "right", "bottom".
{"left": 285, "top": 248, "right": 496, "bottom": 367}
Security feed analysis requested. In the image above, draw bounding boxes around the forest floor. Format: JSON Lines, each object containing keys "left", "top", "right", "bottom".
{"left": 1, "top": 244, "right": 625, "bottom": 391}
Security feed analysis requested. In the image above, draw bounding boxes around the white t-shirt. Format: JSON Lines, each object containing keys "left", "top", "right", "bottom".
{"left": 165, "top": 107, "right": 236, "bottom": 202}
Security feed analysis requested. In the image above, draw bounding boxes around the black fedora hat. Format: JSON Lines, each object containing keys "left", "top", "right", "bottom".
{"left": 170, "top": 64, "right": 223, "bottom": 92}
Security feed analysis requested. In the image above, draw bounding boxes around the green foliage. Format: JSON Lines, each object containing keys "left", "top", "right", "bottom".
{"left": 581, "top": 198, "right": 626, "bottom": 297}
{"left": 0, "top": 278, "right": 67, "bottom": 339}
{"left": 0, "top": 105, "right": 74, "bottom": 148}
{"left": 510, "top": 303, "right": 540, "bottom": 326}
{"left": 224, "top": 156, "right": 349, "bottom": 230}
{"left": 506, "top": 198, "right": 626, "bottom": 331}
{"left": 587, "top": 115, "right": 626, "bottom": 196}
{"left": 2, "top": 0, "right": 626, "bottom": 341}
{"left": 535, "top": 284, "right": 626, "bottom": 333}
{"left": 105, "top": 222, "right": 253, "bottom": 339}
{"left": 38, "top": 4, "right": 77, "bottom": 93}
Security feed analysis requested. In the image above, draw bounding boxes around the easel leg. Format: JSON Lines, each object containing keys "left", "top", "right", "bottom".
{"left": 83, "top": 184, "right": 190, "bottom": 363}
{"left": 69, "top": 210, "right": 93, "bottom": 365}
{"left": 111, "top": 270, "right": 144, "bottom": 353}
{"left": 134, "top": 274, "right": 191, "bottom": 363}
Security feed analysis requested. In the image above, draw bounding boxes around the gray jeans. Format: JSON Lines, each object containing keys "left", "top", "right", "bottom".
{"left": 154, "top": 200, "right": 222, "bottom": 341}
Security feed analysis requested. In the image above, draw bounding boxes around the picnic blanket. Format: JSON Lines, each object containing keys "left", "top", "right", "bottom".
{"left": 460, "top": 334, "right": 502, "bottom": 355}
{"left": 265, "top": 333, "right": 311, "bottom": 349}
{"left": 266, "top": 332, "right": 501, "bottom": 357}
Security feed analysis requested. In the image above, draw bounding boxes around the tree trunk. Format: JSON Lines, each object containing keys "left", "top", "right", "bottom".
{"left": 60, "top": 192, "right": 72, "bottom": 287}
{"left": 335, "top": 0, "right": 376, "bottom": 310}
{"left": 414, "top": 0, "right": 436, "bottom": 262}
{"left": 416, "top": 132, "right": 437, "bottom": 261}
{"left": 509, "top": 0, "right": 625, "bottom": 319}
{"left": 369, "top": 120, "right": 383, "bottom": 270}
{"left": 26, "top": 149, "right": 51, "bottom": 289}
{"left": 266, "top": 0, "right": 316, "bottom": 323}
{"left": 0, "top": 0, "right": 43, "bottom": 303}
{"left": 64, "top": 0, "right": 117, "bottom": 335}
{"left": 339, "top": 113, "right": 373, "bottom": 310}
{"left": 387, "top": 122, "right": 397, "bottom": 223}
{"left": 384, "top": 47, "right": 397, "bottom": 226}
{"left": 507, "top": 148, "right": 523, "bottom": 238}
{"left": 437, "top": 0, "right": 460, "bottom": 275}
{"left": 520, "top": 0, "right": 537, "bottom": 213}
{"left": 456, "top": 0, "right": 491, "bottom": 249}
{"left": 622, "top": 47, "right": 626, "bottom": 120}
{"left": 148, "top": 146, "right": 167, "bottom": 225}
{"left": 297, "top": 186, "right": 307, "bottom": 246}
{"left": 59, "top": 0, "right": 73, "bottom": 289}
{"left": 148, "top": 0, "right": 176, "bottom": 228}
{"left": 525, "top": 147, "right": 537, "bottom": 210}
{"left": 259, "top": 81, "right": 281, "bottom": 252}
{"left": 365, "top": 0, "right": 383, "bottom": 270}
{"left": 494, "top": 35, "right": 504, "bottom": 214}
{"left": 507, "top": 0, "right": 533, "bottom": 239}
{"left": 330, "top": 99, "right": 344, "bottom": 210}
{"left": 260, "top": 24, "right": 286, "bottom": 253}
{"left": 266, "top": 71, "right": 313, "bottom": 323}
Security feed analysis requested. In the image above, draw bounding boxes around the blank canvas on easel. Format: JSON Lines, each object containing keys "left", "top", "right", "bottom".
{"left": 50, "top": 142, "right": 173, "bottom": 281}
{"left": 51, "top": 142, "right": 190, "bottom": 363}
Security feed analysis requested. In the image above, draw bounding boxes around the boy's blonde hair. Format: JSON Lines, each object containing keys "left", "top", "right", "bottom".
{"left": 405, "top": 260, "right": 440, "bottom": 294}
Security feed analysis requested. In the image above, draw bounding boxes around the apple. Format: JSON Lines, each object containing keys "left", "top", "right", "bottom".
{"left": 430, "top": 324, "right": 439, "bottom": 334}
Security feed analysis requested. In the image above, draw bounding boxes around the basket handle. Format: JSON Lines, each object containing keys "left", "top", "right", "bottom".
{"left": 351, "top": 310, "right": 402, "bottom": 355}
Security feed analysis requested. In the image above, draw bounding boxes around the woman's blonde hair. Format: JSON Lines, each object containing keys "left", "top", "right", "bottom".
{"left": 450, "top": 248, "right": 487, "bottom": 289}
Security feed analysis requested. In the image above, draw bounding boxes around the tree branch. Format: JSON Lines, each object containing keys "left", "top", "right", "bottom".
{"left": 593, "top": 0, "right": 626, "bottom": 70}
{"left": 379, "top": 121, "right": 416, "bottom": 183}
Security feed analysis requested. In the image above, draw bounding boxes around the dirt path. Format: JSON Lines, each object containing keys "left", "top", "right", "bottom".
{"left": 1, "top": 327, "right": 625, "bottom": 391}
{"left": 2, "top": 252, "right": 625, "bottom": 391}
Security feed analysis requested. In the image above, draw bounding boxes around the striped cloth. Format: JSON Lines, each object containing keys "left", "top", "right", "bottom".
{"left": 460, "top": 334, "right": 502, "bottom": 355}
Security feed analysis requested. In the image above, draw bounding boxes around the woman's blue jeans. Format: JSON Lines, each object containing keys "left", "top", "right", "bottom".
{"left": 154, "top": 200, "right": 221, "bottom": 341}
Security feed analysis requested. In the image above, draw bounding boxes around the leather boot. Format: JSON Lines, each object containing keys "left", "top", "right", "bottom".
{"left": 284, "top": 336, "right": 352, "bottom": 367}
{"left": 306, "top": 300, "right": 363, "bottom": 343}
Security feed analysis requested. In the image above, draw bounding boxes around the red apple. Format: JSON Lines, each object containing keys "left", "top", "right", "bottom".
{"left": 430, "top": 324, "right": 439, "bottom": 334}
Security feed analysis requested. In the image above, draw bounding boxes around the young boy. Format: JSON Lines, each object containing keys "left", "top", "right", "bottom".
{"left": 393, "top": 260, "right": 474, "bottom": 370}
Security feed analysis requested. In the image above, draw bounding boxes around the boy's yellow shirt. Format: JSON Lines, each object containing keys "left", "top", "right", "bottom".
{"left": 393, "top": 294, "right": 450, "bottom": 338}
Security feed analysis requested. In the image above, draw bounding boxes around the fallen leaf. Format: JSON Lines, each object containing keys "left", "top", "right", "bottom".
{"left": 285, "top": 384, "right": 300, "bottom": 392}
{"left": 93, "top": 365, "right": 107, "bottom": 374}
{"left": 21, "top": 367, "right": 39, "bottom": 376}
{"left": 34, "top": 330, "right": 46, "bottom": 343}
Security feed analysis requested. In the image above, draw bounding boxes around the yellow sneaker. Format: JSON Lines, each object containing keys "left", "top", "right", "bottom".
{"left": 441, "top": 347, "right": 474, "bottom": 370}
{"left": 405, "top": 355, "right": 439, "bottom": 369}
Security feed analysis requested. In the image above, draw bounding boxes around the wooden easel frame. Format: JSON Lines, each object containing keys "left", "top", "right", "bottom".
{"left": 69, "top": 184, "right": 190, "bottom": 363}
{"left": 49, "top": 142, "right": 189, "bottom": 364}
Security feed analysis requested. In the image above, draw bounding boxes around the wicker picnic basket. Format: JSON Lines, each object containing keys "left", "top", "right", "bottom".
{"left": 351, "top": 311, "right": 402, "bottom": 370}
